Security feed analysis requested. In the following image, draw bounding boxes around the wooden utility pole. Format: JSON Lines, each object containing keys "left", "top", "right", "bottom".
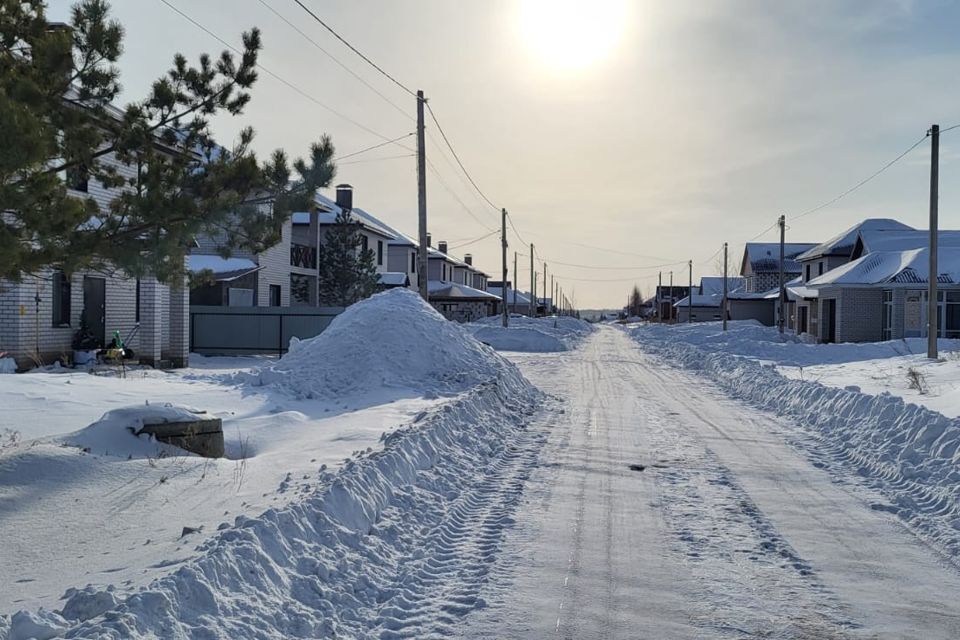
{"left": 669, "top": 271, "right": 674, "bottom": 323}
{"left": 513, "top": 251, "right": 518, "bottom": 315}
{"left": 778, "top": 214, "right": 786, "bottom": 334}
{"left": 543, "top": 261, "right": 548, "bottom": 315}
{"left": 929, "top": 124, "right": 940, "bottom": 359}
{"left": 529, "top": 244, "right": 535, "bottom": 316}
{"left": 416, "top": 90, "right": 429, "bottom": 301}
{"left": 551, "top": 275, "right": 555, "bottom": 315}
{"left": 687, "top": 260, "right": 693, "bottom": 323}
{"left": 501, "top": 208, "right": 509, "bottom": 328}
{"left": 534, "top": 272, "right": 538, "bottom": 317}
{"left": 658, "top": 271, "right": 662, "bottom": 323}
{"left": 722, "top": 242, "right": 729, "bottom": 332}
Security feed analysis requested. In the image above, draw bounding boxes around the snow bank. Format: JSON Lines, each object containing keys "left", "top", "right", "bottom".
{"left": 467, "top": 315, "right": 594, "bottom": 352}
{"left": 1, "top": 371, "right": 544, "bottom": 638}
{"left": 631, "top": 323, "right": 960, "bottom": 561}
{"left": 640, "top": 320, "right": 949, "bottom": 367}
{"left": 250, "top": 288, "right": 520, "bottom": 400}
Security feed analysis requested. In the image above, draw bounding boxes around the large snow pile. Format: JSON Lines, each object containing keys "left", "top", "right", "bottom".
{"left": 0, "top": 363, "right": 544, "bottom": 638}
{"left": 251, "top": 288, "right": 525, "bottom": 400}
{"left": 631, "top": 323, "right": 960, "bottom": 561}
{"left": 468, "top": 315, "right": 594, "bottom": 352}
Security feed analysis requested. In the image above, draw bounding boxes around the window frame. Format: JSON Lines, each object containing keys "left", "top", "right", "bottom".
{"left": 51, "top": 271, "right": 72, "bottom": 327}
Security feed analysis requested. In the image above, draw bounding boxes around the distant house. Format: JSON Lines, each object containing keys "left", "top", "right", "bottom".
{"left": 789, "top": 219, "right": 913, "bottom": 337}
{"left": 740, "top": 242, "right": 818, "bottom": 293}
{"left": 654, "top": 285, "right": 695, "bottom": 322}
{"left": 488, "top": 281, "right": 532, "bottom": 316}
{"left": 191, "top": 185, "right": 409, "bottom": 308}
{"left": 673, "top": 276, "right": 746, "bottom": 323}
{"left": 426, "top": 241, "right": 498, "bottom": 321}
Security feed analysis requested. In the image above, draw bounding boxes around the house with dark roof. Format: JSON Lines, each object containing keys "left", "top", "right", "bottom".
{"left": 740, "top": 242, "right": 819, "bottom": 293}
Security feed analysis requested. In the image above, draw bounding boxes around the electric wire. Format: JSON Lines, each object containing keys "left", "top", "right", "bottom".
{"left": 338, "top": 153, "right": 415, "bottom": 166}
{"left": 425, "top": 102, "right": 500, "bottom": 212}
{"left": 292, "top": 0, "right": 416, "bottom": 97}
{"left": 333, "top": 133, "right": 414, "bottom": 161}
{"left": 157, "top": 0, "right": 409, "bottom": 147}
{"left": 255, "top": 0, "right": 414, "bottom": 122}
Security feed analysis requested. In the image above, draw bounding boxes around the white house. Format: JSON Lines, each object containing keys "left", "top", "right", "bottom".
{"left": 1, "top": 148, "right": 188, "bottom": 370}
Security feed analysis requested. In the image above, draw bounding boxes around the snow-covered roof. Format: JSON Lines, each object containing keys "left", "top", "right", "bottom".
{"left": 428, "top": 280, "right": 501, "bottom": 300}
{"left": 700, "top": 276, "right": 746, "bottom": 296}
{"left": 852, "top": 229, "right": 960, "bottom": 258}
{"left": 187, "top": 255, "right": 261, "bottom": 281}
{"left": 378, "top": 272, "right": 409, "bottom": 287}
{"left": 807, "top": 248, "right": 960, "bottom": 286}
{"left": 796, "top": 219, "right": 913, "bottom": 261}
{"left": 290, "top": 207, "right": 396, "bottom": 240}
{"left": 744, "top": 242, "right": 819, "bottom": 274}
{"left": 673, "top": 294, "right": 723, "bottom": 308}
{"left": 487, "top": 286, "right": 531, "bottom": 304}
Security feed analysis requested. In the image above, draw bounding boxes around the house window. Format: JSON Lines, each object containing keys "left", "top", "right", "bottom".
{"left": 360, "top": 235, "right": 368, "bottom": 254}
{"left": 377, "top": 240, "right": 383, "bottom": 266}
{"left": 135, "top": 279, "right": 140, "bottom": 323}
{"left": 269, "top": 284, "right": 281, "bottom": 307}
{"left": 65, "top": 164, "right": 89, "bottom": 193}
{"left": 945, "top": 291, "right": 960, "bottom": 339}
{"left": 818, "top": 262, "right": 824, "bottom": 276}
{"left": 411, "top": 251, "right": 416, "bottom": 273}
{"left": 52, "top": 271, "right": 71, "bottom": 327}
{"left": 805, "top": 264, "right": 811, "bottom": 281}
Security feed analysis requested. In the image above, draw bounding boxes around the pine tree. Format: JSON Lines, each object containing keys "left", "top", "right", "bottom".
{"left": 0, "top": 0, "right": 336, "bottom": 283}
{"left": 628, "top": 285, "right": 642, "bottom": 316}
{"left": 316, "top": 210, "right": 379, "bottom": 307}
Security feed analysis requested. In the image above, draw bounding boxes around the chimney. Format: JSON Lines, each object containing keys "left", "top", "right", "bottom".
{"left": 438, "top": 241, "right": 448, "bottom": 254}
{"left": 335, "top": 184, "right": 353, "bottom": 210}
{"left": 427, "top": 233, "right": 432, "bottom": 247}
{"left": 464, "top": 254, "right": 473, "bottom": 266}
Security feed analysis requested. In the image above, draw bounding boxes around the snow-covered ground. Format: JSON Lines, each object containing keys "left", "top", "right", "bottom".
{"left": 0, "top": 289, "right": 544, "bottom": 639}
{"left": 637, "top": 320, "right": 960, "bottom": 416}
{"left": 466, "top": 314, "right": 594, "bottom": 352}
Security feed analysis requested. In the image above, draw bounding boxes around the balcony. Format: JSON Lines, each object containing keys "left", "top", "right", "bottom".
{"left": 290, "top": 243, "right": 317, "bottom": 269}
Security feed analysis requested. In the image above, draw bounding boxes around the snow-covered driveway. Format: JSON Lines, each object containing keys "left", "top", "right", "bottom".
{"left": 463, "top": 326, "right": 960, "bottom": 639}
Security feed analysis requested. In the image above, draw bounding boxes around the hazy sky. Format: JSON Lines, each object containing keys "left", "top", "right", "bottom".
{"left": 46, "top": 0, "right": 960, "bottom": 307}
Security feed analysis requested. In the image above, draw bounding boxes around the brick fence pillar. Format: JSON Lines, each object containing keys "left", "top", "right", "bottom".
{"left": 139, "top": 278, "right": 163, "bottom": 366}
{"left": 167, "top": 274, "right": 189, "bottom": 368}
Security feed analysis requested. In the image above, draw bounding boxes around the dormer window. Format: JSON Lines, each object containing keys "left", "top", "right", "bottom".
{"left": 805, "top": 264, "right": 811, "bottom": 281}
{"left": 66, "top": 164, "right": 88, "bottom": 193}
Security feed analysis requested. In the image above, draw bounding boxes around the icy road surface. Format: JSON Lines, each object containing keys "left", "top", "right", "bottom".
{"left": 462, "top": 326, "right": 960, "bottom": 639}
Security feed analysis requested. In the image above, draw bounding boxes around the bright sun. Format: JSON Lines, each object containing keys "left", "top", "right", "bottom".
{"left": 519, "top": 0, "right": 628, "bottom": 71}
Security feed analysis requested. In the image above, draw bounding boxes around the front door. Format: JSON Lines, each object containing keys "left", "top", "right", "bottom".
{"left": 823, "top": 299, "right": 836, "bottom": 343}
{"left": 83, "top": 276, "right": 106, "bottom": 347}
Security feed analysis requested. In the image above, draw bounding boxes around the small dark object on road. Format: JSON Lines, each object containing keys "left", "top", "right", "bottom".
{"left": 628, "top": 463, "right": 646, "bottom": 472}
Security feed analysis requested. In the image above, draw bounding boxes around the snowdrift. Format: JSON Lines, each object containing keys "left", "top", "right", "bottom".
{"left": 468, "top": 315, "right": 594, "bottom": 352}
{"left": 0, "top": 288, "right": 545, "bottom": 639}
{"left": 251, "top": 288, "right": 523, "bottom": 400}
{"left": 631, "top": 323, "right": 960, "bottom": 562}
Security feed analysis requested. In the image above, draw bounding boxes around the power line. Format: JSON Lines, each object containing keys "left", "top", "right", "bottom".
{"left": 425, "top": 102, "right": 500, "bottom": 212}
{"left": 292, "top": 0, "right": 416, "bottom": 97}
{"left": 254, "top": 0, "right": 414, "bottom": 122}
{"left": 334, "top": 133, "right": 414, "bottom": 161}
{"left": 157, "top": 0, "right": 408, "bottom": 147}
{"left": 789, "top": 133, "right": 928, "bottom": 221}
{"left": 425, "top": 160, "right": 497, "bottom": 232}
{"left": 448, "top": 229, "right": 499, "bottom": 250}
{"left": 338, "top": 153, "right": 415, "bottom": 166}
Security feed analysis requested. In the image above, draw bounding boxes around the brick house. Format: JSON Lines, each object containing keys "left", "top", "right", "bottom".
{"left": 1, "top": 149, "right": 189, "bottom": 370}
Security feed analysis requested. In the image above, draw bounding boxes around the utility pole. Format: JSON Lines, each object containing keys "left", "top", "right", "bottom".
{"left": 551, "top": 275, "right": 555, "bottom": 315}
{"left": 687, "top": 260, "right": 693, "bottom": 324}
{"left": 543, "top": 261, "right": 548, "bottom": 315}
{"left": 929, "top": 124, "right": 940, "bottom": 359}
{"left": 529, "top": 244, "right": 535, "bottom": 317}
{"left": 778, "top": 214, "right": 786, "bottom": 334}
{"left": 534, "top": 272, "right": 538, "bottom": 317}
{"left": 513, "top": 251, "right": 518, "bottom": 316}
{"left": 416, "top": 90, "right": 429, "bottom": 301}
{"left": 658, "top": 271, "right": 662, "bottom": 323}
{"left": 722, "top": 242, "right": 729, "bottom": 332}
{"left": 501, "top": 208, "right": 508, "bottom": 328}
{"left": 669, "top": 271, "right": 674, "bottom": 323}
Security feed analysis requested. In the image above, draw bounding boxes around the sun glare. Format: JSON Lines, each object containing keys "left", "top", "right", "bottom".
{"left": 519, "top": 0, "right": 628, "bottom": 71}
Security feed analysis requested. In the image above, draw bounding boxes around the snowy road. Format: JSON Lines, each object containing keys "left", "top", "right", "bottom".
{"left": 463, "top": 326, "right": 960, "bottom": 639}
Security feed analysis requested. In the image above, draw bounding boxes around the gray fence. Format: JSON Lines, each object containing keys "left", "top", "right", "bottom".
{"left": 190, "top": 305, "right": 343, "bottom": 356}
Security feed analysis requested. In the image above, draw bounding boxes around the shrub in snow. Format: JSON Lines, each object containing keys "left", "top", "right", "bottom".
{"left": 253, "top": 288, "right": 527, "bottom": 400}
